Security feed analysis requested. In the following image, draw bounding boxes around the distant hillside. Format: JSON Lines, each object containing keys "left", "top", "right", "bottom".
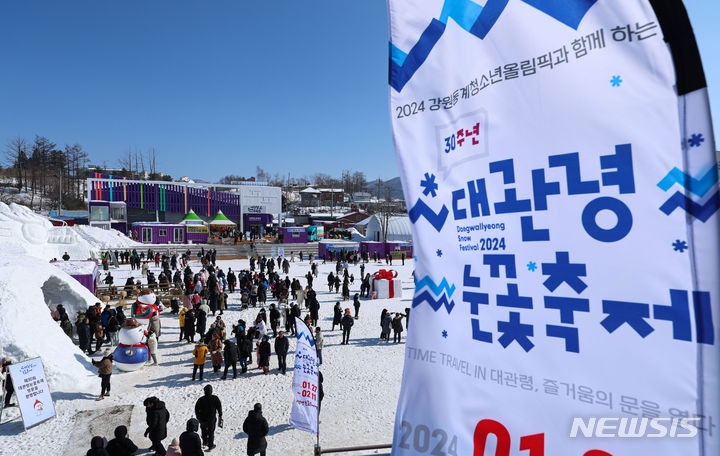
{"left": 369, "top": 177, "right": 405, "bottom": 200}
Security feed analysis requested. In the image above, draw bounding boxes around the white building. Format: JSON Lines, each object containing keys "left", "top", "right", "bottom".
{"left": 361, "top": 214, "right": 413, "bottom": 242}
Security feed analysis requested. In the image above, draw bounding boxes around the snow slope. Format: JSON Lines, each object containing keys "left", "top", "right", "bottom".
{"left": 0, "top": 255, "right": 98, "bottom": 393}
{"left": 0, "top": 258, "right": 412, "bottom": 455}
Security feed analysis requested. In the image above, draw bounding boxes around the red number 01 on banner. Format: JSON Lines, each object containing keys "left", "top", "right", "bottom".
{"left": 474, "top": 420, "right": 613, "bottom": 456}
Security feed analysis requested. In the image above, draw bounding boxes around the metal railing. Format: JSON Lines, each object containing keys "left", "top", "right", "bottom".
{"left": 315, "top": 444, "right": 392, "bottom": 455}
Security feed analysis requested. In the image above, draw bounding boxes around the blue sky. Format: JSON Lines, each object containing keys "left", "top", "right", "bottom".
{"left": 0, "top": 1, "right": 717, "bottom": 183}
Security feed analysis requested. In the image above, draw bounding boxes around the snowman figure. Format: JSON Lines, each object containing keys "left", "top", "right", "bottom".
{"left": 132, "top": 289, "right": 160, "bottom": 323}
{"left": 113, "top": 318, "right": 149, "bottom": 371}
{"left": 34, "top": 399, "right": 44, "bottom": 416}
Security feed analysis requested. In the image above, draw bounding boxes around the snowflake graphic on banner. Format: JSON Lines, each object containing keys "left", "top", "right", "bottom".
{"left": 527, "top": 261, "right": 537, "bottom": 272}
{"left": 610, "top": 75, "right": 622, "bottom": 87}
{"left": 688, "top": 133, "right": 705, "bottom": 148}
{"left": 672, "top": 239, "right": 688, "bottom": 252}
{"left": 436, "top": 249, "right": 443, "bottom": 257}
{"left": 420, "top": 172, "right": 439, "bottom": 197}
{"left": 441, "top": 330, "right": 448, "bottom": 339}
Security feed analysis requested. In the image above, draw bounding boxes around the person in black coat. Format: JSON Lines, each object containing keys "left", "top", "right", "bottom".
{"left": 185, "top": 309, "right": 197, "bottom": 343}
{"left": 240, "top": 333, "right": 254, "bottom": 372}
{"left": 77, "top": 316, "right": 92, "bottom": 354}
{"left": 222, "top": 339, "right": 240, "bottom": 379}
{"left": 86, "top": 436, "right": 109, "bottom": 456}
{"left": 195, "top": 384, "right": 223, "bottom": 450}
{"left": 258, "top": 336, "right": 271, "bottom": 374}
{"left": 307, "top": 289, "right": 319, "bottom": 327}
{"left": 353, "top": 294, "right": 361, "bottom": 319}
{"left": 179, "top": 418, "right": 204, "bottom": 456}
{"left": 227, "top": 269, "right": 236, "bottom": 293}
{"left": 269, "top": 304, "right": 281, "bottom": 337}
{"left": 242, "top": 403, "right": 269, "bottom": 456}
{"left": 196, "top": 309, "right": 207, "bottom": 340}
{"left": 290, "top": 304, "right": 301, "bottom": 334}
{"left": 341, "top": 309, "right": 354, "bottom": 345}
{"left": 392, "top": 313, "right": 405, "bottom": 343}
{"left": 274, "top": 331, "right": 289, "bottom": 374}
{"left": 332, "top": 302, "right": 342, "bottom": 331}
{"left": 106, "top": 425, "right": 138, "bottom": 456}
{"left": 144, "top": 396, "right": 170, "bottom": 455}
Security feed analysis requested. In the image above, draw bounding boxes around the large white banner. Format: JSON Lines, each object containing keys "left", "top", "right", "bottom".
{"left": 289, "top": 318, "right": 319, "bottom": 434}
{"left": 388, "top": 0, "right": 719, "bottom": 454}
{"left": 7, "top": 358, "right": 56, "bottom": 430}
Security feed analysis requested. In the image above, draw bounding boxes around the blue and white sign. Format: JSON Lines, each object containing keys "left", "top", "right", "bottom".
{"left": 388, "top": 0, "right": 719, "bottom": 454}
{"left": 289, "top": 318, "right": 319, "bottom": 434}
{"left": 7, "top": 358, "right": 56, "bottom": 430}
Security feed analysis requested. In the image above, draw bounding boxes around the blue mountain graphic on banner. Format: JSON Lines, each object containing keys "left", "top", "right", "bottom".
{"left": 296, "top": 330, "right": 316, "bottom": 347}
{"left": 408, "top": 199, "right": 449, "bottom": 232}
{"left": 415, "top": 276, "right": 457, "bottom": 297}
{"left": 657, "top": 166, "right": 718, "bottom": 197}
{"left": 389, "top": 0, "right": 598, "bottom": 91}
{"left": 660, "top": 190, "right": 720, "bottom": 222}
{"left": 413, "top": 276, "right": 456, "bottom": 313}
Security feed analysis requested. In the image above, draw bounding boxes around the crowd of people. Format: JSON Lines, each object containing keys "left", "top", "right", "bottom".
{"left": 5, "top": 246, "right": 411, "bottom": 455}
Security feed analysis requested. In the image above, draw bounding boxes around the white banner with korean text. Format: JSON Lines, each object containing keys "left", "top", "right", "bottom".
{"left": 388, "top": 0, "right": 719, "bottom": 454}
{"left": 289, "top": 318, "right": 319, "bottom": 434}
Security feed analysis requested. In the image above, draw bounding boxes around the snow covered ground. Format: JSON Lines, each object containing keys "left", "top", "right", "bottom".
{"left": 0, "top": 258, "right": 414, "bottom": 455}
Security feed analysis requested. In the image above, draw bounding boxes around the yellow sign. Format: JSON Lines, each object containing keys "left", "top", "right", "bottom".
{"left": 186, "top": 225, "right": 208, "bottom": 234}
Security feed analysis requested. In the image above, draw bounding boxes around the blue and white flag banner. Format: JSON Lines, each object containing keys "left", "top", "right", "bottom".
{"left": 388, "top": 0, "right": 719, "bottom": 454}
{"left": 289, "top": 318, "right": 319, "bottom": 434}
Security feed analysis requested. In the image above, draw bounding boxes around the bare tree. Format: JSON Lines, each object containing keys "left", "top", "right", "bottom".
{"left": 376, "top": 182, "right": 403, "bottom": 243}
{"left": 4, "top": 136, "right": 27, "bottom": 190}
{"left": 147, "top": 147, "right": 157, "bottom": 177}
{"left": 119, "top": 147, "right": 134, "bottom": 176}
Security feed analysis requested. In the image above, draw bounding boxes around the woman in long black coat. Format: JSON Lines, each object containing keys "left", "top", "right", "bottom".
{"left": 332, "top": 302, "right": 342, "bottom": 331}
{"left": 258, "top": 336, "right": 271, "bottom": 374}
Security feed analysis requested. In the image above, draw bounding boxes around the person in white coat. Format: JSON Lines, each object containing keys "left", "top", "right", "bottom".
{"left": 146, "top": 329, "right": 159, "bottom": 366}
{"left": 315, "top": 327, "right": 324, "bottom": 365}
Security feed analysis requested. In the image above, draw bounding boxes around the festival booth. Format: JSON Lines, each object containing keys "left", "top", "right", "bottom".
{"left": 244, "top": 213, "right": 272, "bottom": 237}
{"left": 385, "top": 241, "right": 414, "bottom": 259}
{"left": 371, "top": 269, "right": 402, "bottom": 299}
{"left": 306, "top": 225, "right": 325, "bottom": 241}
{"left": 179, "top": 209, "right": 204, "bottom": 225}
{"left": 360, "top": 241, "right": 386, "bottom": 260}
{"left": 179, "top": 210, "right": 209, "bottom": 244}
{"left": 208, "top": 210, "right": 236, "bottom": 242}
{"left": 278, "top": 227, "right": 308, "bottom": 244}
{"left": 318, "top": 239, "right": 359, "bottom": 260}
{"left": 131, "top": 222, "right": 189, "bottom": 244}
{"left": 360, "top": 241, "right": 414, "bottom": 259}
{"left": 88, "top": 200, "right": 128, "bottom": 234}
{"left": 209, "top": 210, "right": 236, "bottom": 230}
{"left": 50, "top": 260, "right": 98, "bottom": 294}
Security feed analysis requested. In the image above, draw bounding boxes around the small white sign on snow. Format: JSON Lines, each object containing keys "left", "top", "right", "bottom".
{"left": 7, "top": 357, "right": 56, "bottom": 430}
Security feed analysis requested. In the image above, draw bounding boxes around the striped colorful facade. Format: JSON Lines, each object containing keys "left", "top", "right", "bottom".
{"left": 89, "top": 174, "right": 244, "bottom": 220}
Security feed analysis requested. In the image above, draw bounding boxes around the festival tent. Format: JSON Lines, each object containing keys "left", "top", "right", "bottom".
{"left": 179, "top": 209, "right": 205, "bottom": 225}
{"left": 208, "top": 210, "right": 236, "bottom": 227}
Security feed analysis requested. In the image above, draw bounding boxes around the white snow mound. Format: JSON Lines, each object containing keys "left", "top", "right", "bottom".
{"left": 0, "top": 255, "right": 97, "bottom": 392}
{"left": 0, "top": 202, "right": 137, "bottom": 261}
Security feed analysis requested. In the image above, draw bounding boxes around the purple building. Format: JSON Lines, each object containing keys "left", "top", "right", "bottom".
{"left": 244, "top": 213, "right": 273, "bottom": 237}
{"left": 318, "top": 240, "right": 360, "bottom": 259}
{"left": 50, "top": 260, "right": 99, "bottom": 294}
{"left": 360, "top": 241, "right": 413, "bottom": 259}
{"left": 88, "top": 201, "right": 128, "bottom": 233}
{"left": 385, "top": 241, "right": 414, "bottom": 258}
{"left": 278, "top": 227, "right": 308, "bottom": 244}
{"left": 131, "top": 222, "right": 209, "bottom": 244}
